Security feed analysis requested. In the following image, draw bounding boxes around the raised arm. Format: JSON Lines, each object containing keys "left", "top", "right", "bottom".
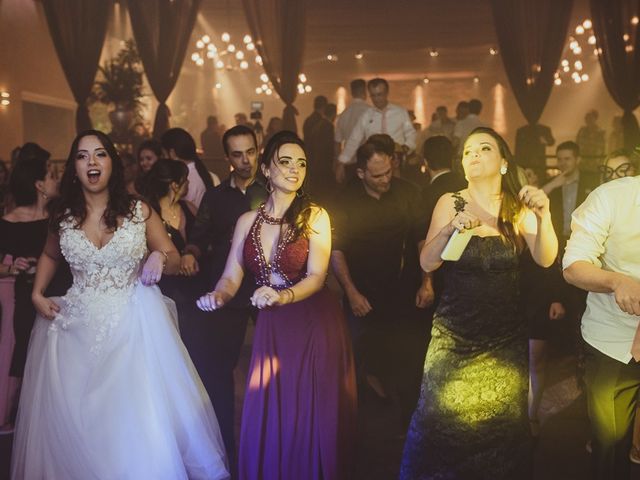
{"left": 518, "top": 185, "right": 558, "bottom": 268}
{"left": 420, "top": 194, "right": 479, "bottom": 272}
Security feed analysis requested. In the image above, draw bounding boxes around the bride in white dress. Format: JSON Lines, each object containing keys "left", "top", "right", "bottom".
{"left": 11, "top": 131, "right": 229, "bottom": 480}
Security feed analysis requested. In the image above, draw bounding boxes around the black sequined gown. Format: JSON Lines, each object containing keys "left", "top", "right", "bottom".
{"left": 400, "top": 235, "right": 531, "bottom": 480}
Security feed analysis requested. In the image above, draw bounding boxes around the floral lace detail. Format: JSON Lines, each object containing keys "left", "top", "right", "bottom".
{"left": 49, "top": 201, "right": 147, "bottom": 354}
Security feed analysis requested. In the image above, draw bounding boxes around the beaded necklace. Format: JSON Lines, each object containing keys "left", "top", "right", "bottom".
{"left": 250, "top": 204, "right": 296, "bottom": 289}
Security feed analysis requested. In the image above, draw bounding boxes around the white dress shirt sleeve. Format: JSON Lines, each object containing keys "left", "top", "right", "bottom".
{"left": 401, "top": 110, "right": 417, "bottom": 151}
{"left": 563, "top": 189, "right": 611, "bottom": 270}
{"left": 338, "top": 112, "right": 368, "bottom": 164}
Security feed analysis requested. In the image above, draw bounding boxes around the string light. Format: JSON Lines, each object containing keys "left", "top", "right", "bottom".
{"left": 354, "top": 51, "right": 364, "bottom": 59}
{"left": 191, "top": 33, "right": 262, "bottom": 71}
{"left": 0, "top": 91, "right": 9, "bottom": 107}
{"left": 489, "top": 47, "right": 498, "bottom": 56}
{"left": 429, "top": 48, "right": 439, "bottom": 57}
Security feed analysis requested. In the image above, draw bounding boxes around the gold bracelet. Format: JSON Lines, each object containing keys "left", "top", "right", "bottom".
{"left": 157, "top": 250, "right": 168, "bottom": 271}
{"left": 283, "top": 288, "right": 295, "bottom": 304}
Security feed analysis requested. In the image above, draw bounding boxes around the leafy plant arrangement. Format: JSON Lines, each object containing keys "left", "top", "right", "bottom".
{"left": 91, "top": 39, "right": 145, "bottom": 115}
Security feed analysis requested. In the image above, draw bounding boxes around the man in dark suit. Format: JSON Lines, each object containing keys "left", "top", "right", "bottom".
{"left": 543, "top": 141, "right": 600, "bottom": 253}
{"left": 543, "top": 140, "right": 600, "bottom": 321}
{"left": 421, "top": 135, "right": 467, "bottom": 233}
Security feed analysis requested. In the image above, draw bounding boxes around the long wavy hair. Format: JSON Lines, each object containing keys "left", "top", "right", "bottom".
{"left": 260, "top": 130, "right": 315, "bottom": 238}
{"left": 136, "top": 158, "right": 188, "bottom": 215}
{"left": 465, "top": 127, "right": 526, "bottom": 250}
{"left": 49, "top": 130, "right": 135, "bottom": 233}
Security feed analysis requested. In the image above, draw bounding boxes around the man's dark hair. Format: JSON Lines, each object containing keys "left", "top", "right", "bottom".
{"left": 206, "top": 115, "right": 218, "bottom": 126}
{"left": 423, "top": 135, "right": 453, "bottom": 171}
{"left": 556, "top": 140, "right": 580, "bottom": 157}
{"left": 366, "top": 134, "right": 395, "bottom": 157}
{"left": 367, "top": 78, "right": 389, "bottom": 92}
{"left": 313, "top": 95, "right": 328, "bottom": 111}
{"left": 356, "top": 141, "right": 391, "bottom": 170}
{"left": 350, "top": 79, "right": 366, "bottom": 97}
{"left": 325, "top": 103, "right": 337, "bottom": 121}
{"left": 469, "top": 99, "right": 483, "bottom": 115}
{"left": 161, "top": 127, "right": 213, "bottom": 189}
{"left": 222, "top": 125, "right": 258, "bottom": 156}
{"left": 456, "top": 101, "right": 470, "bottom": 111}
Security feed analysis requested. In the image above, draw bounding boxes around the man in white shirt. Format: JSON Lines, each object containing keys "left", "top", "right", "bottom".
{"left": 336, "top": 78, "right": 416, "bottom": 183}
{"left": 335, "top": 79, "right": 370, "bottom": 165}
{"left": 563, "top": 175, "right": 640, "bottom": 480}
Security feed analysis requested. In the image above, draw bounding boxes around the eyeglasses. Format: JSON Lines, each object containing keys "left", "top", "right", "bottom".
{"left": 598, "top": 162, "right": 635, "bottom": 181}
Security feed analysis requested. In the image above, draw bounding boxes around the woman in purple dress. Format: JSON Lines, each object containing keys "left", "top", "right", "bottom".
{"left": 197, "top": 130, "right": 357, "bottom": 480}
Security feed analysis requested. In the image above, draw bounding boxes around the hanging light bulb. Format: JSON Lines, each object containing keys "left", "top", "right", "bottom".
{"left": 583, "top": 19, "right": 592, "bottom": 29}
{"left": 243, "top": 35, "right": 252, "bottom": 44}
{"left": 255, "top": 87, "right": 262, "bottom": 94}
{"left": 202, "top": 35, "right": 210, "bottom": 44}
{"left": 554, "top": 78, "right": 562, "bottom": 86}
{"left": 240, "top": 60, "right": 249, "bottom": 69}
{"left": 581, "top": 73, "right": 589, "bottom": 81}
{"left": 235, "top": 51, "right": 245, "bottom": 60}
{"left": 299, "top": 73, "right": 307, "bottom": 82}
{"left": 305, "top": 85, "right": 312, "bottom": 93}
{"left": 588, "top": 35, "right": 596, "bottom": 45}
{"left": 247, "top": 43, "right": 255, "bottom": 51}
{"left": 221, "top": 32, "right": 230, "bottom": 43}
{"left": 575, "top": 25, "right": 585, "bottom": 35}
{"left": 354, "top": 51, "right": 364, "bottom": 59}
{"left": 215, "top": 60, "right": 225, "bottom": 69}
{"left": 260, "top": 73, "right": 269, "bottom": 82}
{"left": 196, "top": 40, "right": 205, "bottom": 49}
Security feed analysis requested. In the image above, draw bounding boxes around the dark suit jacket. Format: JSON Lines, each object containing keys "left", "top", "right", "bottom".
{"left": 548, "top": 170, "right": 600, "bottom": 251}
{"left": 420, "top": 171, "right": 468, "bottom": 237}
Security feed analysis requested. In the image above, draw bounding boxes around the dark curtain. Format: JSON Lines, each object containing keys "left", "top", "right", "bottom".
{"left": 591, "top": 0, "right": 640, "bottom": 149}
{"left": 128, "top": 0, "right": 201, "bottom": 137}
{"left": 41, "top": 0, "right": 111, "bottom": 132}
{"left": 242, "top": 0, "right": 307, "bottom": 133}
{"left": 490, "top": 0, "right": 573, "bottom": 125}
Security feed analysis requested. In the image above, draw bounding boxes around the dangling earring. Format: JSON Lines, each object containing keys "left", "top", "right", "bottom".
{"left": 500, "top": 165, "right": 508, "bottom": 175}
{"left": 296, "top": 188, "right": 304, "bottom": 198}
{"left": 266, "top": 177, "right": 273, "bottom": 193}
{"left": 41, "top": 192, "right": 48, "bottom": 200}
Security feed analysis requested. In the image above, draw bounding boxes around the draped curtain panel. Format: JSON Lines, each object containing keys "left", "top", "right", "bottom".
{"left": 128, "top": 0, "right": 202, "bottom": 137}
{"left": 490, "top": 0, "right": 573, "bottom": 125}
{"left": 591, "top": 0, "right": 640, "bottom": 149}
{"left": 242, "top": 0, "right": 307, "bottom": 133}
{"left": 41, "top": 0, "right": 112, "bottom": 132}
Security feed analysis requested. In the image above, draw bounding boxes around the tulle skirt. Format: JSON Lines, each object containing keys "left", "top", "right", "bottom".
{"left": 11, "top": 283, "right": 229, "bottom": 480}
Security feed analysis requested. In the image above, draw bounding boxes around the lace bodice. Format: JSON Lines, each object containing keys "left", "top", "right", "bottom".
{"left": 50, "top": 201, "right": 148, "bottom": 353}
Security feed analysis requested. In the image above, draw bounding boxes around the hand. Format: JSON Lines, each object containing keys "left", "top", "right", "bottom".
{"left": 335, "top": 163, "right": 346, "bottom": 184}
{"left": 347, "top": 288, "right": 372, "bottom": 317}
{"left": 32, "top": 292, "right": 60, "bottom": 321}
{"left": 415, "top": 282, "right": 435, "bottom": 309}
{"left": 12, "top": 256, "right": 36, "bottom": 274}
{"left": 519, "top": 185, "right": 550, "bottom": 219}
{"left": 549, "top": 302, "right": 566, "bottom": 320}
{"left": 180, "top": 253, "right": 199, "bottom": 276}
{"left": 612, "top": 275, "right": 640, "bottom": 316}
{"left": 196, "top": 291, "right": 226, "bottom": 311}
{"left": 250, "top": 286, "right": 281, "bottom": 309}
{"left": 447, "top": 211, "right": 480, "bottom": 234}
{"left": 140, "top": 251, "right": 165, "bottom": 286}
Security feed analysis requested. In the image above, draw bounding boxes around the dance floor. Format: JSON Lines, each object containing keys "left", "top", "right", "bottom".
{"left": 1, "top": 319, "right": 639, "bottom": 479}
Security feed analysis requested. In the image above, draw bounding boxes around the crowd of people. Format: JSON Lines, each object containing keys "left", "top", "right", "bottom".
{"left": 0, "top": 76, "right": 638, "bottom": 480}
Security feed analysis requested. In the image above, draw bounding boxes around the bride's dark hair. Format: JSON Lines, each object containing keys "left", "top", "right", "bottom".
{"left": 49, "top": 130, "right": 136, "bottom": 233}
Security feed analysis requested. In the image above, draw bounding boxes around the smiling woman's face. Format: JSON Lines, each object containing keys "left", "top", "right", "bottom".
{"left": 263, "top": 143, "right": 307, "bottom": 194}
{"left": 74, "top": 135, "right": 113, "bottom": 193}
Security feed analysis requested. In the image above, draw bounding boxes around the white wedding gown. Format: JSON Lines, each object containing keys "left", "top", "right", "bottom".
{"left": 11, "top": 202, "right": 229, "bottom": 480}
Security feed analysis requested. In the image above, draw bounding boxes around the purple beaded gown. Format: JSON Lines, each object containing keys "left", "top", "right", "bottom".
{"left": 239, "top": 207, "right": 357, "bottom": 480}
